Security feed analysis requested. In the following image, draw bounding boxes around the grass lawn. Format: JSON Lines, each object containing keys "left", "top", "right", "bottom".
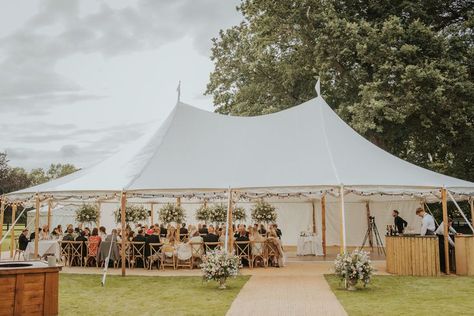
{"left": 325, "top": 274, "right": 474, "bottom": 316}
{"left": 59, "top": 274, "right": 249, "bottom": 316}
{"left": 1, "top": 225, "right": 25, "bottom": 252}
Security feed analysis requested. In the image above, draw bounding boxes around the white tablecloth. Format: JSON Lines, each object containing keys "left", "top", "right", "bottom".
{"left": 296, "top": 235, "right": 323, "bottom": 256}
{"left": 25, "top": 240, "right": 60, "bottom": 260}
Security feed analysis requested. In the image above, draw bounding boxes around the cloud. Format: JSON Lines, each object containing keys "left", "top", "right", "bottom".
{"left": 0, "top": 0, "right": 241, "bottom": 114}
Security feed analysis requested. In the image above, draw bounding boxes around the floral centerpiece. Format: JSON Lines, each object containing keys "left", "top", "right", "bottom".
{"left": 334, "top": 250, "right": 373, "bottom": 290}
{"left": 195, "top": 205, "right": 211, "bottom": 222}
{"left": 232, "top": 207, "right": 247, "bottom": 222}
{"left": 209, "top": 204, "right": 227, "bottom": 224}
{"left": 75, "top": 204, "right": 99, "bottom": 225}
{"left": 114, "top": 205, "right": 149, "bottom": 224}
{"left": 159, "top": 203, "right": 186, "bottom": 224}
{"left": 251, "top": 200, "right": 277, "bottom": 223}
{"left": 200, "top": 250, "right": 240, "bottom": 289}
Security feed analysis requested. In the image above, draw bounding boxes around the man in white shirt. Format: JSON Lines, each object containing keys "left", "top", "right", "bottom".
{"left": 415, "top": 208, "right": 436, "bottom": 235}
{"left": 435, "top": 218, "right": 457, "bottom": 247}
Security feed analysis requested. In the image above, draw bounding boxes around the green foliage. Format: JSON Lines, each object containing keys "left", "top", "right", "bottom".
{"left": 75, "top": 204, "right": 99, "bottom": 224}
{"left": 196, "top": 204, "right": 211, "bottom": 221}
{"left": 158, "top": 203, "right": 186, "bottom": 224}
{"left": 209, "top": 204, "right": 228, "bottom": 224}
{"left": 251, "top": 200, "right": 277, "bottom": 223}
{"left": 207, "top": 0, "right": 474, "bottom": 181}
{"left": 115, "top": 205, "right": 149, "bottom": 224}
{"left": 232, "top": 207, "right": 247, "bottom": 222}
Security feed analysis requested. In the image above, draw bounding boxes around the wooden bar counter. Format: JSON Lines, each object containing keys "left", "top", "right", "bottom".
{"left": 386, "top": 235, "right": 440, "bottom": 276}
{"left": 455, "top": 235, "right": 474, "bottom": 276}
{"left": 0, "top": 261, "right": 61, "bottom": 316}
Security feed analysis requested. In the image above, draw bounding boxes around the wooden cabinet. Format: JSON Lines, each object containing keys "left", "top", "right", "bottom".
{"left": 386, "top": 236, "right": 440, "bottom": 276}
{"left": 455, "top": 235, "right": 474, "bottom": 276}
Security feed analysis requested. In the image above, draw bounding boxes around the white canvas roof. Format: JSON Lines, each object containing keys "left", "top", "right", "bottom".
{"left": 8, "top": 89, "right": 474, "bottom": 201}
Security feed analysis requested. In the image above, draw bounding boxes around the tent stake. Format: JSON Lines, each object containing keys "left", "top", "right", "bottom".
{"left": 441, "top": 188, "right": 450, "bottom": 274}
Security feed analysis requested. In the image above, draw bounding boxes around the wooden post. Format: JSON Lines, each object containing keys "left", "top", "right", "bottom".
{"left": 176, "top": 197, "right": 181, "bottom": 242}
{"left": 96, "top": 201, "right": 101, "bottom": 228}
{"left": 470, "top": 198, "right": 474, "bottom": 228}
{"left": 339, "top": 185, "right": 347, "bottom": 254}
{"left": 120, "top": 192, "right": 127, "bottom": 276}
{"left": 47, "top": 198, "right": 52, "bottom": 232}
{"left": 10, "top": 203, "right": 17, "bottom": 258}
{"left": 365, "top": 201, "right": 373, "bottom": 249}
{"left": 227, "top": 190, "right": 234, "bottom": 253}
{"left": 150, "top": 203, "right": 154, "bottom": 226}
{"left": 441, "top": 188, "right": 450, "bottom": 274}
{"left": 311, "top": 200, "right": 316, "bottom": 234}
{"left": 0, "top": 198, "right": 4, "bottom": 260}
{"left": 321, "top": 195, "right": 326, "bottom": 256}
{"left": 34, "top": 194, "right": 40, "bottom": 258}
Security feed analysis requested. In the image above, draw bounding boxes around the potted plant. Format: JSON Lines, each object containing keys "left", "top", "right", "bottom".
{"left": 200, "top": 250, "right": 240, "bottom": 289}
{"left": 334, "top": 250, "right": 373, "bottom": 290}
{"left": 158, "top": 203, "right": 186, "bottom": 224}
{"left": 75, "top": 204, "right": 99, "bottom": 226}
{"left": 251, "top": 200, "right": 277, "bottom": 223}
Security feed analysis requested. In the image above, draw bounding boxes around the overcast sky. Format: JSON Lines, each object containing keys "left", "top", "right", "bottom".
{"left": 0, "top": 0, "right": 242, "bottom": 170}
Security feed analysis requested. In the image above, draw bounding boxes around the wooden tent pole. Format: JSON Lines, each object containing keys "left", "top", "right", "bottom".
{"left": 365, "top": 201, "right": 373, "bottom": 249}
{"left": 0, "top": 197, "right": 4, "bottom": 260}
{"left": 47, "top": 197, "right": 52, "bottom": 232}
{"left": 470, "top": 198, "right": 474, "bottom": 228}
{"left": 34, "top": 194, "right": 40, "bottom": 258}
{"left": 441, "top": 188, "right": 450, "bottom": 274}
{"left": 10, "top": 203, "right": 17, "bottom": 258}
{"left": 321, "top": 195, "right": 326, "bottom": 256}
{"left": 176, "top": 197, "right": 181, "bottom": 242}
{"left": 311, "top": 200, "right": 316, "bottom": 234}
{"left": 227, "top": 190, "right": 234, "bottom": 253}
{"left": 96, "top": 201, "right": 101, "bottom": 228}
{"left": 150, "top": 203, "right": 154, "bottom": 226}
{"left": 120, "top": 192, "right": 127, "bottom": 277}
{"left": 339, "top": 185, "right": 347, "bottom": 254}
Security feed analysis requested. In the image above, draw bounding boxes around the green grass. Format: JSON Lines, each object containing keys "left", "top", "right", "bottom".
{"left": 1, "top": 225, "right": 25, "bottom": 251}
{"left": 59, "top": 274, "right": 249, "bottom": 316}
{"left": 325, "top": 274, "right": 474, "bottom": 316}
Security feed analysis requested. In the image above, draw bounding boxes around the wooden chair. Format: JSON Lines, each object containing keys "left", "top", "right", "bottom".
{"left": 204, "top": 242, "right": 223, "bottom": 253}
{"left": 85, "top": 240, "right": 100, "bottom": 267}
{"left": 234, "top": 241, "right": 252, "bottom": 268}
{"left": 161, "top": 245, "right": 176, "bottom": 270}
{"left": 190, "top": 242, "right": 204, "bottom": 268}
{"left": 176, "top": 243, "right": 193, "bottom": 270}
{"left": 70, "top": 241, "right": 84, "bottom": 267}
{"left": 265, "top": 240, "right": 280, "bottom": 267}
{"left": 148, "top": 243, "right": 163, "bottom": 270}
{"left": 60, "top": 241, "right": 72, "bottom": 266}
{"left": 129, "top": 242, "right": 146, "bottom": 269}
{"left": 114, "top": 242, "right": 130, "bottom": 269}
{"left": 179, "top": 234, "right": 188, "bottom": 242}
{"left": 251, "top": 240, "right": 266, "bottom": 268}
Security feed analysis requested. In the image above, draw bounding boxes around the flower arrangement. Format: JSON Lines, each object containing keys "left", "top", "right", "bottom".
{"left": 208, "top": 204, "right": 227, "bottom": 224}
{"left": 200, "top": 250, "right": 240, "bottom": 289}
{"left": 114, "top": 205, "right": 149, "bottom": 224}
{"left": 251, "top": 200, "right": 277, "bottom": 223}
{"left": 75, "top": 204, "right": 99, "bottom": 225}
{"left": 158, "top": 203, "right": 186, "bottom": 224}
{"left": 232, "top": 207, "right": 247, "bottom": 222}
{"left": 195, "top": 205, "right": 211, "bottom": 222}
{"left": 334, "top": 250, "right": 373, "bottom": 290}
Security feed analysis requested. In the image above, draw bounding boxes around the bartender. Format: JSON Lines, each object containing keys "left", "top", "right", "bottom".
{"left": 435, "top": 218, "right": 457, "bottom": 247}
{"left": 392, "top": 210, "right": 408, "bottom": 234}
{"left": 415, "top": 207, "right": 435, "bottom": 235}
{"left": 435, "top": 217, "right": 457, "bottom": 273}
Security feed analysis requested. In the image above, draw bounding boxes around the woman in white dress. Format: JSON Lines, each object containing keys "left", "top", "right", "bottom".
{"left": 267, "top": 227, "right": 286, "bottom": 267}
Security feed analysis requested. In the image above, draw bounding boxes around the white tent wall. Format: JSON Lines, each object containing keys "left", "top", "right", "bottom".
{"left": 26, "top": 205, "right": 80, "bottom": 232}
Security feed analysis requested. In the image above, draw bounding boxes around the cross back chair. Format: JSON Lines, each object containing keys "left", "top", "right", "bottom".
{"left": 250, "top": 240, "right": 266, "bottom": 268}
{"left": 147, "top": 243, "right": 163, "bottom": 270}
{"left": 161, "top": 244, "right": 176, "bottom": 270}
{"left": 69, "top": 241, "right": 84, "bottom": 267}
{"left": 234, "top": 241, "right": 252, "bottom": 268}
{"left": 129, "top": 241, "right": 146, "bottom": 269}
{"left": 265, "top": 240, "right": 280, "bottom": 267}
{"left": 189, "top": 242, "right": 204, "bottom": 268}
{"left": 204, "top": 242, "right": 223, "bottom": 253}
{"left": 60, "top": 241, "right": 73, "bottom": 266}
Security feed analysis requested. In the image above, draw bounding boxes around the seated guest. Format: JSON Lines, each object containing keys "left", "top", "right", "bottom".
{"left": 63, "top": 228, "right": 75, "bottom": 241}
{"left": 19, "top": 229, "right": 29, "bottom": 251}
{"left": 273, "top": 224, "right": 282, "bottom": 239}
{"left": 258, "top": 224, "right": 267, "bottom": 236}
{"left": 203, "top": 226, "right": 219, "bottom": 251}
{"left": 88, "top": 228, "right": 101, "bottom": 258}
{"left": 127, "top": 231, "right": 135, "bottom": 241}
{"left": 249, "top": 227, "right": 265, "bottom": 257}
{"left": 30, "top": 228, "right": 42, "bottom": 240}
{"left": 416, "top": 208, "right": 435, "bottom": 235}
{"left": 166, "top": 226, "right": 177, "bottom": 245}
{"left": 51, "top": 228, "right": 60, "bottom": 240}
{"left": 57, "top": 225, "right": 63, "bottom": 237}
{"left": 145, "top": 227, "right": 161, "bottom": 258}
{"left": 40, "top": 225, "right": 51, "bottom": 240}
{"left": 160, "top": 224, "right": 167, "bottom": 237}
{"left": 199, "top": 224, "right": 208, "bottom": 235}
{"left": 392, "top": 210, "right": 408, "bottom": 234}
{"left": 146, "top": 225, "right": 155, "bottom": 236}
{"left": 235, "top": 225, "right": 249, "bottom": 241}
{"left": 106, "top": 229, "right": 119, "bottom": 242}
{"left": 84, "top": 227, "right": 91, "bottom": 238}
{"left": 75, "top": 231, "right": 88, "bottom": 259}
{"left": 133, "top": 229, "right": 146, "bottom": 242}
{"left": 180, "top": 223, "right": 188, "bottom": 235}
{"left": 188, "top": 230, "right": 204, "bottom": 258}
{"left": 267, "top": 228, "right": 285, "bottom": 267}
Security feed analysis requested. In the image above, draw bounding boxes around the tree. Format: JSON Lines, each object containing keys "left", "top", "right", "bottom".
{"left": 206, "top": 0, "right": 474, "bottom": 181}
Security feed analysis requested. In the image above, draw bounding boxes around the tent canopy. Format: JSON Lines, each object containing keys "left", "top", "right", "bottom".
{"left": 7, "top": 89, "right": 474, "bottom": 202}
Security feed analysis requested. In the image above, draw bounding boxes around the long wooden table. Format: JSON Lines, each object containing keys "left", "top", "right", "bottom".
{"left": 386, "top": 235, "right": 440, "bottom": 276}
{"left": 455, "top": 235, "right": 474, "bottom": 276}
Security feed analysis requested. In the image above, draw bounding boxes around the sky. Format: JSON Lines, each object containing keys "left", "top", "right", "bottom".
{"left": 0, "top": 0, "right": 242, "bottom": 170}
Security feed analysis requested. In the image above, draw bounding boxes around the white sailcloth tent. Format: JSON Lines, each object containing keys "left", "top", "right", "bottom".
{"left": 6, "top": 84, "right": 474, "bottom": 247}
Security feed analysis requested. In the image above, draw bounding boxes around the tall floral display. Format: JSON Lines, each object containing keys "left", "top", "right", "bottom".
{"left": 75, "top": 204, "right": 99, "bottom": 226}
{"left": 114, "top": 205, "right": 149, "bottom": 224}
{"left": 251, "top": 200, "right": 277, "bottom": 223}
{"left": 201, "top": 250, "right": 240, "bottom": 289}
{"left": 334, "top": 250, "right": 373, "bottom": 291}
{"left": 195, "top": 205, "right": 211, "bottom": 222}
{"left": 159, "top": 203, "right": 186, "bottom": 224}
{"left": 232, "top": 207, "right": 247, "bottom": 222}
{"left": 208, "top": 204, "right": 227, "bottom": 225}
